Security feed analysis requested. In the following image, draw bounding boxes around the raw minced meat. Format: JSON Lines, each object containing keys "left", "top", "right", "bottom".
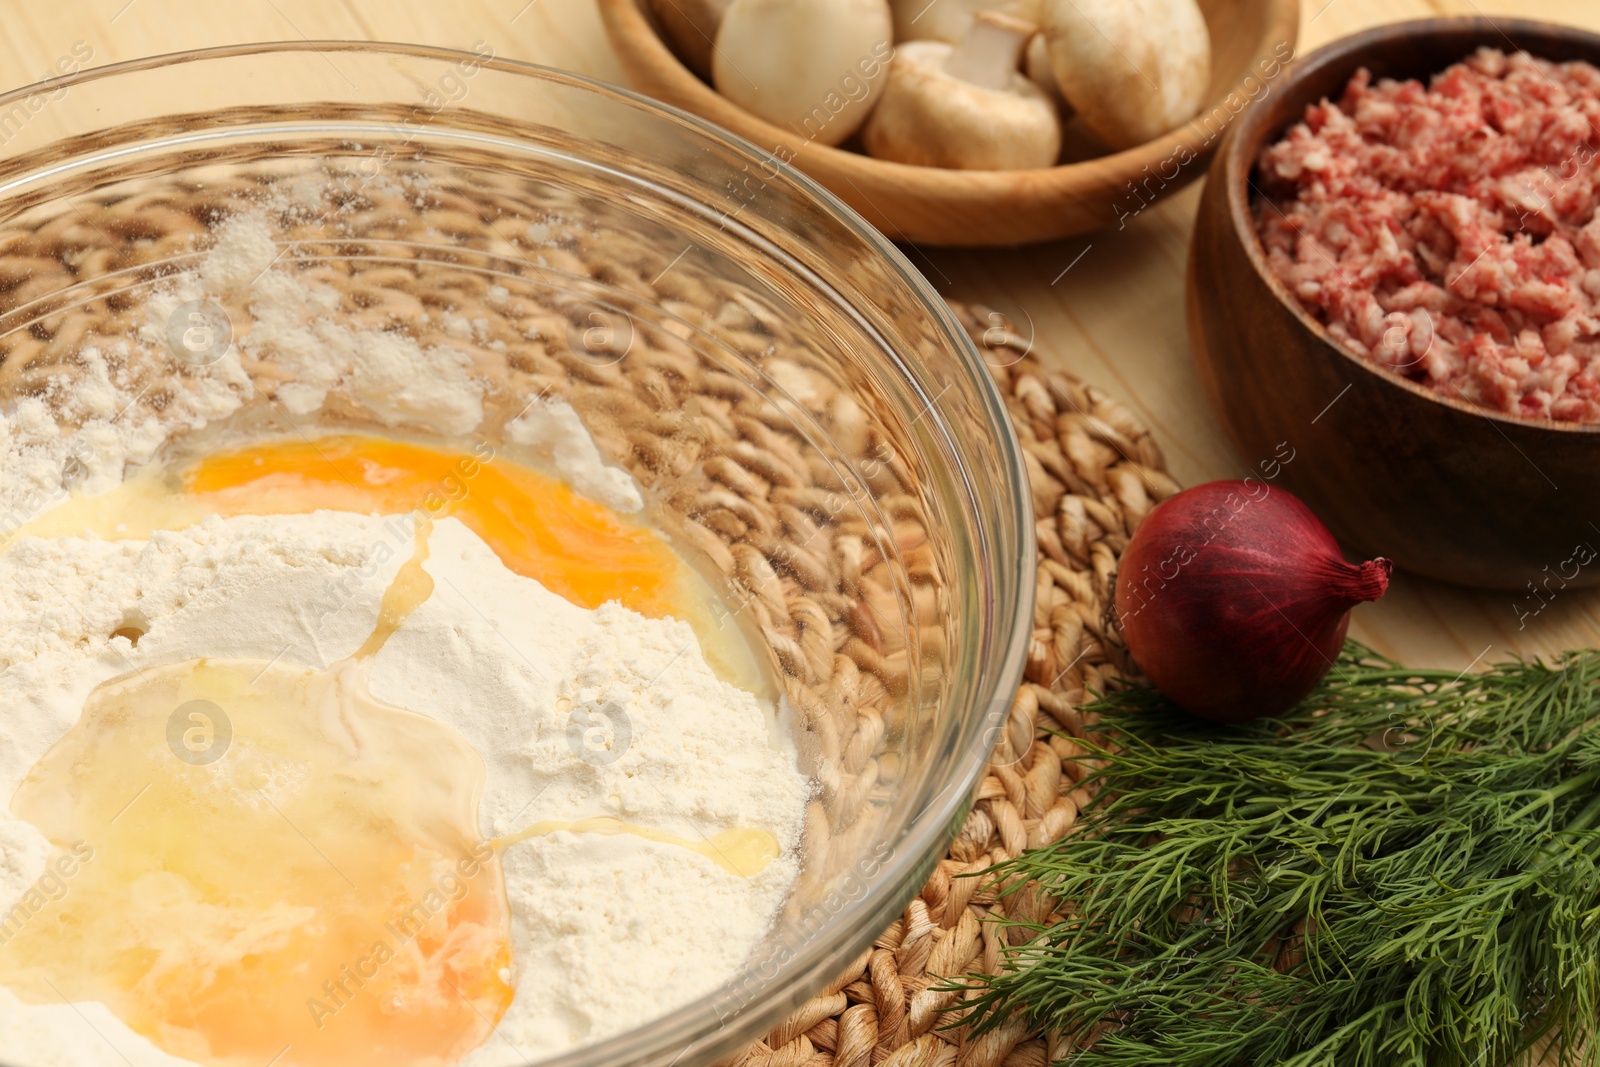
{"left": 1254, "top": 48, "right": 1600, "bottom": 422}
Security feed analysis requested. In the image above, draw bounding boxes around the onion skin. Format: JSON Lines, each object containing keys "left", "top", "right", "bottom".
{"left": 1114, "top": 480, "right": 1392, "bottom": 723}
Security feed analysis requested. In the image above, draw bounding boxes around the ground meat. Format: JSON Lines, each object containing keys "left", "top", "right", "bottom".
{"left": 1254, "top": 49, "right": 1600, "bottom": 422}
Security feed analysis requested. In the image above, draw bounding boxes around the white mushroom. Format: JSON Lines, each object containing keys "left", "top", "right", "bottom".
{"left": 647, "top": 0, "right": 733, "bottom": 80}
{"left": 712, "top": 0, "right": 895, "bottom": 147}
{"left": 1024, "top": 32, "right": 1070, "bottom": 115}
{"left": 888, "top": 0, "right": 1033, "bottom": 43}
{"left": 863, "top": 11, "right": 1061, "bottom": 170}
{"left": 1041, "top": 0, "right": 1211, "bottom": 150}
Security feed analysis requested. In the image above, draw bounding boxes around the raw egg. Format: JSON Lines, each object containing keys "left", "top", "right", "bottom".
{"left": 0, "top": 519, "right": 511, "bottom": 1067}
{"left": 0, "top": 434, "right": 778, "bottom": 1067}
{"left": 18, "top": 433, "right": 764, "bottom": 692}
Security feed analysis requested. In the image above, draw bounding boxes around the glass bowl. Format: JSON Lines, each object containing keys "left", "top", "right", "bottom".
{"left": 0, "top": 43, "right": 1033, "bottom": 1067}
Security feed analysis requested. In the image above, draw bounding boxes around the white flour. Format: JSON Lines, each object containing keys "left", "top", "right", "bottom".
{"left": 148, "top": 215, "right": 485, "bottom": 433}
{"left": 0, "top": 213, "right": 488, "bottom": 547}
{"left": 0, "top": 513, "right": 805, "bottom": 1065}
{"left": 506, "top": 399, "right": 644, "bottom": 513}
{"left": 0, "top": 206, "right": 810, "bottom": 1064}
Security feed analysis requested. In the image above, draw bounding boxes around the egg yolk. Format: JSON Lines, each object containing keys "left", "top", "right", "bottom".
{"left": 14, "top": 433, "right": 767, "bottom": 694}
{"left": 0, "top": 434, "right": 777, "bottom": 1067}
{"left": 184, "top": 435, "right": 683, "bottom": 618}
{"left": 0, "top": 518, "right": 511, "bottom": 1067}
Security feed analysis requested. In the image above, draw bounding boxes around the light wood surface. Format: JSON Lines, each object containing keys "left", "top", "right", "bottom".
{"left": 2, "top": 0, "right": 1598, "bottom": 671}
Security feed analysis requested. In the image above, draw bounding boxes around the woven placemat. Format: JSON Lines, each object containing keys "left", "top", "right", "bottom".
{"left": 727, "top": 303, "right": 1181, "bottom": 1067}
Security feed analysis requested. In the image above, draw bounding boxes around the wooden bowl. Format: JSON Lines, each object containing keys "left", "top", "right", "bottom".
{"left": 1190, "top": 17, "right": 1600, "bottom": 591}
{"left": 599, "top": 0, "right": 1299, "bottom": 246}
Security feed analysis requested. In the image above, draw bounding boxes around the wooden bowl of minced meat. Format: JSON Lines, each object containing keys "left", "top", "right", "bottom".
{"left": 1190, "top": 17, "right": 1600, "bottom": 592}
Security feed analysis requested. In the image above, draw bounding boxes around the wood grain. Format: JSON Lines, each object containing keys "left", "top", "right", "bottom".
{"left": 1, "top": 0, "right": 1599, "bottom": 669}
{"left": 598, "top": 0, "right": 1301, "bottom": 246}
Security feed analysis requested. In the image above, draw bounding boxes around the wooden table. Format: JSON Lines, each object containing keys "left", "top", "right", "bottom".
{"left": 5, "top": 0, "right": 1599, "bottom": 671}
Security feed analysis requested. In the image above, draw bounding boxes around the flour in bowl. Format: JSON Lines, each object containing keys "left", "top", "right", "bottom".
{"left": 0, "top": 197, "right": 811, "bottom": 1066}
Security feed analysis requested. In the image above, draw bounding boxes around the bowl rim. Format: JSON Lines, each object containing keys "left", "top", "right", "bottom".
{"left": 600, "top": 0, "right": 1303, "bottom": 191}
{"left": 0, "top": 40, "right": 1038, "bottom": 1067}
{"left": 1219, "top": 14, "right": 1600, "bottom": 436}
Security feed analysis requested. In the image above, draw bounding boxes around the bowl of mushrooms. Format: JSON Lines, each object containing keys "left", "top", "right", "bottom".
{"left": 600, "top": 0, "right": 1300, "bottom": 246}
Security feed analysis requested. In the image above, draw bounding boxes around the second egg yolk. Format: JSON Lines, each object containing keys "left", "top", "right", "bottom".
{"left": 183, "top": 435, "right": 684, "bottom": 619}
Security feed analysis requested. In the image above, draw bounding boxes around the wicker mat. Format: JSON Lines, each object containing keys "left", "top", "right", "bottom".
{"left": 726, "top": 304, "right": 1181, "bottom": 1067}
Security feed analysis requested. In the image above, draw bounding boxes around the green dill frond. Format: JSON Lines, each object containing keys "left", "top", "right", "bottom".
{"left": 961, "top": 644, "right": 1600, "bottom": 1067}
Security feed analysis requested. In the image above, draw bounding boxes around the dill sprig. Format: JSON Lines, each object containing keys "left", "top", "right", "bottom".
{"left": 961, "top": 644, "right": 1600, "bottom": 1067}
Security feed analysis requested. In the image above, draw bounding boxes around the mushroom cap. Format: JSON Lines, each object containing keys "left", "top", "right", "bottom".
{"left": 712, "top": 0, "right": 894, "bottom": 147}
{"left": 1043, "top": 0, "right": 1211, "bottom": 150}
{"left": 862, "top": 40, "right": 1062, "bottom": 171}
{"left": 1024, "top": 32, "right": 1071, "bottom": 117}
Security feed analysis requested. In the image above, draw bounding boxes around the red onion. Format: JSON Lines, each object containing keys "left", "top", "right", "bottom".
{"left": 1113, "top": 480, "right": 1391, "bottom": 723}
